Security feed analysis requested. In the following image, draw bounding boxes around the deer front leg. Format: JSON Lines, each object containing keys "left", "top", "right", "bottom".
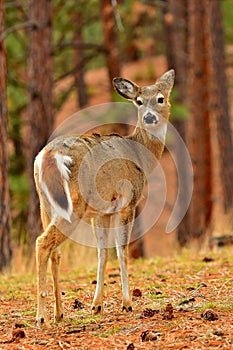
{"left": 91, "top": 216, "right": 109, "bottom": 314}
{"left": 113, "top": 208, "right": 135, "bottom": 312}
{"left": 116, "top": 243, "right": 132, "bottom": 312}
{"left": 92, "top": 247, "right": 108, "bottom": 314}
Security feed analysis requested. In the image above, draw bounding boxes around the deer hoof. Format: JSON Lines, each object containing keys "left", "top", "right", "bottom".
{"left": 122, "top": 305, "right": 133, "bottom": 312}
{"left": 36, "top": 317, "right": 51, "bottom": 328}
{"left": 54, "top": 313, "right": 64, "bottom": 322}
{"left": 92, "top": 305, "right": 102, "bottom": 314}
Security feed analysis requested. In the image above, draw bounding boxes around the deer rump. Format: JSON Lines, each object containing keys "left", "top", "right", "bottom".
{"left": 34, "top": 134, "right": 147, "bottom": 224}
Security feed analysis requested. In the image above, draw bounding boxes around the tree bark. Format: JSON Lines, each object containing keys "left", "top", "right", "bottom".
{"left": 164, "top": 0, "right": 232, "bottom": 247}
{"left": 0, "top": 0, "right": 12, "bottom": 271}
{"left": 73, "top": 12, "right": 88, "bottom": 108}
{"left": 27, "top": 0, "right": 54, "bottom": 246}
{"left": 100, "top": 0, "right": 121, "bottom": 86}
{"left": 186, "top": 0, "right": 212, "bottom": 244}
{"left": 206, "top": 0, "right": 233, "bottom": 212}
{"left": 162, "top": 0, "right": 191, "bottom": 246}
{"left": 163, "top": 0, "right": 188, "bottom": 100}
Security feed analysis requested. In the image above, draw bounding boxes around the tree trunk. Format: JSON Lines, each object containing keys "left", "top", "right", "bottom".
{"left": 73, "top": 12, "right": 88, "bottom": 108}
{"left": 186, "top": 0, "right": 212, "bottom": 244}
{"left": 100, "top": 0, "right": 121, "bottom": 86}
{"left": 27, "top": 0, "right": 54, "bottom": 246}
{"left": 162, "top": 0, "right": 191, "bottom": 246}
{"left": 163, "top": 0, "right": 188, "bottom": 97}
{"left": 206, "top": 0, "right": 233, "bottom": 212}
{"left": 0, "top": 0, "right": 12, "bottom": 271}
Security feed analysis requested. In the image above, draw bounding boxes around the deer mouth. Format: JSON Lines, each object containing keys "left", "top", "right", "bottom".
{"left": 143, "top": 113, "right": 159, "bottom": 125}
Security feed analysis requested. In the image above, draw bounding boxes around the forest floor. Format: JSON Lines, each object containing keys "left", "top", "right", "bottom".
{"left": 5, "top": 54, "right": 233, "bottom": 348}
{"left": 1, "top": 247, "right": 233, "bottom": 349}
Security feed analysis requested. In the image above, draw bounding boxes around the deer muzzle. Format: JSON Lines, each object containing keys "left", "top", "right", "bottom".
{"left": 143, "top": 112, "right": 159, "bottom": 125}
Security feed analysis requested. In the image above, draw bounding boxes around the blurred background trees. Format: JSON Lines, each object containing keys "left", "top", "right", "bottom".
{"left": 27, "top": 0, "right": 54, "bottom": 245}
{"left": 1, "top": 0, "right": 233, "bottom": 271}
{"left": 0, "top": 0, "right": 12, "bottom": 270}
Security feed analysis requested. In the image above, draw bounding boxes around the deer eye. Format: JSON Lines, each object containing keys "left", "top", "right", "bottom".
{"left": 157, "top": 93, "right": 165, "bottom": 104}
{"left": 136, "top": 97, "right": 143, "bottom": 106}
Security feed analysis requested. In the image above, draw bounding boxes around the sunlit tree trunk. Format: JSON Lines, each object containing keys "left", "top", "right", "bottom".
{"left": 0, "top": 0, "right": 12, "bottom": 271}
{"left": 73, "top": 12, "right": 88, "bottom": 108}
{"left": 100, "top": 0, "right": 121, "bottom": 86}
{"left": 206, "top": 0, "right": 233, "bottom": 212}
{"left": 163, "top": 0, "right": 188, "bottom": 95}
{"left": 27, "top": 0, "right": 54, "bottom": 246}
{"left": 186, "top": 0, "right": 212, "bottom": 245}
{"left": 162, "top": 0, "right": 191, "bottom": 246}
{"left": 165, "top": 0, "right": 231, "bottom": 247}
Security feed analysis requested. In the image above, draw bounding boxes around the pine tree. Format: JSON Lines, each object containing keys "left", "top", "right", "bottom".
{"left": 0, "top": 0, "right": 12, "bottom": 270}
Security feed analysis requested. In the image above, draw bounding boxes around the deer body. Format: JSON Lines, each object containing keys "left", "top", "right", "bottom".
{"left": 34, "top": 70, "right": 175, "bottom": 326}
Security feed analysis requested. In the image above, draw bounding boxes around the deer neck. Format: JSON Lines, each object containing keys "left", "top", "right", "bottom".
{"left": 129, "top": 125, "right": 165, "bottom": 160}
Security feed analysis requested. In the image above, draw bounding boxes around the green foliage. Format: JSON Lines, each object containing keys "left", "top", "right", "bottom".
{"left": 146, "top": 62, "right": 156, "bottom": 80}
{"left": 170, "top": 102, "right": 189, "bottom": 122}
{"left": 7, "top": 84, "right": 28, "bottom": 167}
{"left": 53, "top": 0, "right": 104, "bottom": 78}
{"left": 170, "top": 88, "right": 189, "bottom": 122}
{"left": 9, "top": 173, "right": 29, "bottom": 209}
{"left": 118, "top": 0, "right": 165, "bottom": 60}
{"left": 5, "top": 3, "right": 29, "bottom": 242}
{"left": 9, "top": 173, "right": 30, "bottom": 243}
{"left": 222, "top": 0, "right": 233, "bottom": 43}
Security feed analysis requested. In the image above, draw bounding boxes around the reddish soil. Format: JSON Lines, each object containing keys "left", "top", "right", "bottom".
{"left": 1, "top": 248, "right": 233, "bottom": 349}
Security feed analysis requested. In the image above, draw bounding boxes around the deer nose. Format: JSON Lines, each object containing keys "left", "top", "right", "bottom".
{"left": 143, "top": 113, "right": 158, "bottom": 125}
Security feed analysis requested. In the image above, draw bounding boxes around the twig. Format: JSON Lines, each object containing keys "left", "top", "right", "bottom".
{"left": 53, "top": 40, "right": 106, "bottom": 55}
{"left": 111, "top": 0, "right": 124, "bottom": 32}
{"left": 0, "top": 21, "right": 35, "bottom": 42}
{"left": 58, "top": 340, "right": 65, "bottom": 349}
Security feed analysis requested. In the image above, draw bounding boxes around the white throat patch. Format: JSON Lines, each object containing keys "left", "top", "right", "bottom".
{"left": 146, "top": 123, "right": 167, "bottom": 143}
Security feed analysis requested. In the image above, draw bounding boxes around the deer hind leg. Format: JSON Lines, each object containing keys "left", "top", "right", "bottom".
{"left": 91, "top": 215, "right": 110, "bottom": 314}
{"left": 113, "top": 208, "right": 135, "bottom": 312}
{"left": 50, "top": 247, "right": 63, "bottom": 322}
{"left": 36, "top": 223, "right": 66, "bottom": 326}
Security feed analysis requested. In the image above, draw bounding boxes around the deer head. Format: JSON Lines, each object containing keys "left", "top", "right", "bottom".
{"left": 113, "top": 69, "right": 175, "bottom": 142}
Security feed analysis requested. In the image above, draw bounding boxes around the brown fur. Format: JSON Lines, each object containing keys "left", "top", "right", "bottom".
{"left": 34, "top": 70, "right": 175, "bottom": 326}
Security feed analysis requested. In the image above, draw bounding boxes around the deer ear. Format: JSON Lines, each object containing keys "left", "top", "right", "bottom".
{"left": 156, "top": 69, "right": 175, "bottom": 95}
{"left": 113, "top": 78, "right": 139, "bottom": 100}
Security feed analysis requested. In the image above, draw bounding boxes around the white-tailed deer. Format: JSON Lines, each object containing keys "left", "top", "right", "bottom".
{"left": 34, "top": 69, "right": 175, "bottom": 326}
